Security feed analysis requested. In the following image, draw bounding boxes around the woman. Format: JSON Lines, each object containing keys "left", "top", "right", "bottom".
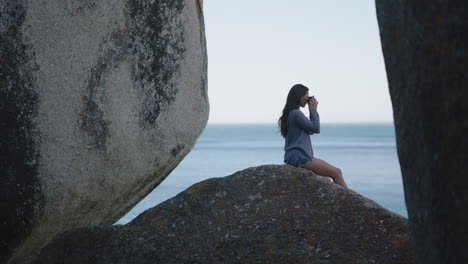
{"left": 278, "top": 84, "right": 348, "bottom": 188}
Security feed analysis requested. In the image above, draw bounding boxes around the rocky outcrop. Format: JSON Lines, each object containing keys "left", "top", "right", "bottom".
{"left": 0, "top": 0, "right": 208, "bottom": 263}
{"left": 375, "top": 1, "right": 468, "bottom": 263}
{"left": 33, "top": 165, "right": 415, "bottom": 264}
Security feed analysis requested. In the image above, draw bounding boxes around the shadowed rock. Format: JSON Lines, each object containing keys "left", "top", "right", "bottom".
{"left": 0, "top": 0, "right": 208, "bottom": 263}
{"left": 33, "top": 165, "right": 415, "bottom": 264}
{"left": 375, "top": 1, "right": 468, "bottom": 263}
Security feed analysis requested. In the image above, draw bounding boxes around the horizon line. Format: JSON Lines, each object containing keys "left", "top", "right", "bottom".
{"left": 207, "top": 121, "right": 395, "bottom": 125}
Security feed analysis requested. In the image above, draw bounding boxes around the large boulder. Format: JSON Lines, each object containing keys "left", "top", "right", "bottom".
{"left": 375, "top": 1, "right": 468, "bottom": 263}
{"left": 0, "top": 0, "right": 208, "bottom": 263}
{"left": 33, "top": 165, "right": 416, "bottom": 264}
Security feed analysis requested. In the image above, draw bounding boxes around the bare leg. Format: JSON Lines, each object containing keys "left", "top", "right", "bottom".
{"left": 302, "top": 158, "right": 348, "bottom": 188}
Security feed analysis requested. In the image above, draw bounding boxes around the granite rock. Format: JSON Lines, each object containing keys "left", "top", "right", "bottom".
{"left": 33, "top": 165, "right": 416, "bottom": 264}
{"left": 375, "top": 1, "right": 468, "bottom": 262}
{"left": 0, "top": 0, "right": 208, "bottom": 263}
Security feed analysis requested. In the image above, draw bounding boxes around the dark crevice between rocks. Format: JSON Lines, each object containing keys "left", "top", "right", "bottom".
{"left": 0, "top": 1, "right": 44, "bottom": 263}
{"left": 127, "top": 0, "right": 185, "bottom": 129}
{"left": 107, "top": 150, "right": 186, "bottom": 225}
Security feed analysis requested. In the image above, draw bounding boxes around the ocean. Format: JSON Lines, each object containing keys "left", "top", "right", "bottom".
{"left": 116, "top": 123, "right": 407, "bottom": 225}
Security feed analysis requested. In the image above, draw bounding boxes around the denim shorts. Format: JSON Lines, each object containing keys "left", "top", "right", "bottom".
{"left": 284, "top": 148, "right": 313, "bottom": 168}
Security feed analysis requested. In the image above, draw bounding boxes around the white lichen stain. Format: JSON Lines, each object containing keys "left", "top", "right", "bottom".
{"left": 215, "top": 191, "right": 227, "bottom": 197}
{"left": 247, "top": 193, "right": 262, "bottom": 201}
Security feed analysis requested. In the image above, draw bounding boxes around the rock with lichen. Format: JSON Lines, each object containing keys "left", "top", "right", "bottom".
{"left": 32, "top": 165, "right": 416, "bottom": 264}
{"left": 375, "top": 1, "right": 468, "bottom": 262}
{"left": 0, "top": 0, "right": 208, "bottom": 263}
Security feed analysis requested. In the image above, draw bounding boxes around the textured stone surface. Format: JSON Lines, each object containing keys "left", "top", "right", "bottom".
{"left": 33, "top": 165, "right": 416, "bottom": 264}
{"left": 0, "top": 0, "right": 208, "bottom": 263}
{"left": 375, "top": 1, "right": 468, "bottom": 263}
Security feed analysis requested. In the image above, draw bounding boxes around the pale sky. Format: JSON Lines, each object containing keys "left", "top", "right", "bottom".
{"left": 203, "top": 0, "right": 393, "bottom": 124}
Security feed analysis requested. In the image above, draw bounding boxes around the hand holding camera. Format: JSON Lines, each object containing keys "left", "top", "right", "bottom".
{"left": 308, "top": 96, "right": 318, "bottom": 110}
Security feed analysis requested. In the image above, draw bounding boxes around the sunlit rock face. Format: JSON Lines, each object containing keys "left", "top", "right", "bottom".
{"left": 0, "top": 0, "right": 208, "bottom": 263}
{"left": 376, "top": 0, "right": 468, "bottom": 263}
{"left": 33, "top": 165, "right": 415, "bottom": 264}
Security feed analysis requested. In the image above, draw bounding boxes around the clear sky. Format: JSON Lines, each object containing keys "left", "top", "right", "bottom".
{"left": 203, "top": 0, "right": 393, "bottom": 124}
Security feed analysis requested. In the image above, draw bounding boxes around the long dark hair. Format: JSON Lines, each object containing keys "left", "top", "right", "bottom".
{"left": 278, "top": 84, "right": 309, "bottom": 137}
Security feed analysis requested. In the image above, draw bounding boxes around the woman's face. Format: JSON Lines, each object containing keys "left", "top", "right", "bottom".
{"left": 299, "top": 91, "right": 309, "bottom": 108}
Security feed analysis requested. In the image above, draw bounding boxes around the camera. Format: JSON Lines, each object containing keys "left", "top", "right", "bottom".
{"left": 307, "top": 96, "right": 314, "bottom": 102}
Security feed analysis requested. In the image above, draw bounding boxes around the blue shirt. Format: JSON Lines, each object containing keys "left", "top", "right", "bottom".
{"left": 284, "top": 109, "right": 320, "bottom": 158}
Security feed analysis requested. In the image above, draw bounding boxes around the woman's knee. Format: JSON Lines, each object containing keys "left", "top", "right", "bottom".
{"left": 332, "top": 167, "right": 343, "bottom": 179}
{"left": 336, "top": 167, "right": 342, "bottom": 176}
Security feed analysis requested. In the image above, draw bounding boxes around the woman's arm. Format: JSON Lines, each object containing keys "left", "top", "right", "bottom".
{"left": 292, "top": 109, "right": 320, "bottom": 134}
{"left": 301, "top": 109, "right": 320, "bottom": 134}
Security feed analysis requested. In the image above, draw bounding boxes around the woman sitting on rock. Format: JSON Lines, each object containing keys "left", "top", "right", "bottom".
{"left": 278, "top": 84, "right": 348, "bottom": 188}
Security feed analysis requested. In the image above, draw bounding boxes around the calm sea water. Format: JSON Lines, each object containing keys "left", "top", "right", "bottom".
{"left": 116, "top": 123, "right": 407, "bottom": 225}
